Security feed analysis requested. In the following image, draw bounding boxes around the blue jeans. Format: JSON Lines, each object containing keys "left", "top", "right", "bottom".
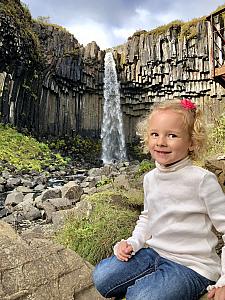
{"left": 92, "top": 248, "right": 215, "bottom": 300}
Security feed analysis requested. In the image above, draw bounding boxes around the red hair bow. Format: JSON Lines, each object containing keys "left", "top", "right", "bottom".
{"left": 180, "top": 99, "right": 196, "bottom": 110}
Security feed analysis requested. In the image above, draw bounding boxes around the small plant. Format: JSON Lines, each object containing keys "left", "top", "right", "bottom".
{"left": 96, "top": 177, "right": 113, "bottom": 187}
{"left": 136, "top": 159, "right": 155, "bottom": 177}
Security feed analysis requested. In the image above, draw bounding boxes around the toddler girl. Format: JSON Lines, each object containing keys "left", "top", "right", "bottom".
{"left": 93, "top": 99, "right": 225, "bottom": 300}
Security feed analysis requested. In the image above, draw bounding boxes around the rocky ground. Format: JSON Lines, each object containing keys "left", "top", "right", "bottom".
{"left": 0, "top": 155, "right": 224, "bottom": 300}
{"left": 0, "top": 155, "right": 224, "bottom": 234}
{"left": 0, "top": 159, "right": 144, "bottom": 234}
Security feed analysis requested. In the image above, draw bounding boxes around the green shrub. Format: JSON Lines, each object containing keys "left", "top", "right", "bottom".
{"left": 207, "top": 113, "right": 225, "bottom": 156}
{"left": 55, "top": 191, "right": 140, "bottom": 265}
{"left": 136, "top": 159, "right": 155, "bottom": 177}
{"left": 48, "top": 135, "right": 101, "bottom": 164}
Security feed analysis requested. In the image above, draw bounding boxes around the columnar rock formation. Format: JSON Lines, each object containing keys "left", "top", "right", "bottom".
{"left": 116, "top": 21, "right": 225, "bottom": 138}
{"left": 0, "top": 0, "right": 224, "bottom": 141}
{"left": 0, "top": 0, "right": 105, "bottom": 138}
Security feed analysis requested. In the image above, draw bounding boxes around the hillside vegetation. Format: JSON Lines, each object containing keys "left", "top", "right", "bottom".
{"left": 0, "top": 124, "right": 67, "bottom": 172}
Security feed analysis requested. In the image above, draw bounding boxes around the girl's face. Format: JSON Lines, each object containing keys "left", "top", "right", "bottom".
{"left": 148, "top": 110, "right": 194, "bottom": 166}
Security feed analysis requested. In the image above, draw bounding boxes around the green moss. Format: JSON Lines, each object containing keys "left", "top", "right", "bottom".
{"left": 129, "top": 8, "right": 213, "bottom": 42}
{"left": 121, "top": 189, "right": 144, "bottom": 208}
{"left": 179, "top": 17, "right": 205, "bottom": 40}
{"left": 34, "top": 17, "right": 68, "bottom": 32}
{"left": 0, "top": 124, "right": 67, "bottom": 172}
{"left": 149, "top": 20, "right": 183, "bottom": 36}
{"left": 55, "top": 191, "right": 140, "bottom": 264}
{"left": 64, "top": 48, "right": 81, "bottom": 59}
{"left": 48, "top": 135, "right": 101, "bottom": 164}
{"left": 96, "top": 177, "right": 113, "bottom": 187}
{"left": 133, "top": 30, "right": 147, "bottom": 37}
{"left": 211, "top": 4, "right": 225, "bottom": 16}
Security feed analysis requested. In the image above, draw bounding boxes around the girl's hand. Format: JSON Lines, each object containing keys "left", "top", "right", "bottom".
{"left": 115, "top": 240, "right": 133, "bottom": 262}
{"left": 208, "top": 286, "right": 225, "bottom": 300}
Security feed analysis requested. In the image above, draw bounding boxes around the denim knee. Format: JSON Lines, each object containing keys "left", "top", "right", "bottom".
{"left": 92, "top": 264, "right": 108, "bottom": 297}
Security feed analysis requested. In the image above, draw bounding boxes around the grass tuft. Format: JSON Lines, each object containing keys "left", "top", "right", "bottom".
{"left": 55, "top": 191, "right": 140, "bottom": 265}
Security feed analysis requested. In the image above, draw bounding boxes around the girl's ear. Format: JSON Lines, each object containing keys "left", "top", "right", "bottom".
{"left": 188, "top": 138, "right": 194, "bottom": 152}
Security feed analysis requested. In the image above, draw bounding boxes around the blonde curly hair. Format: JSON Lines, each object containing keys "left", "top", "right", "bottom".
{"left": 137, "top": 100, "right": 207, "bottom": 161}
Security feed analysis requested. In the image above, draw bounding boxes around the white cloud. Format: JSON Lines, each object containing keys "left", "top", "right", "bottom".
{"left": 113, "top": 27, "right": 136, "bottom": 40}
{"left": 135, "top": 8, "right": 151, "bottom": 23}
{"left": 23, "top": 0, "right": 225, "bottom": 48}
{"left": 66, "top": 19, "right": 112, "bottom": 49}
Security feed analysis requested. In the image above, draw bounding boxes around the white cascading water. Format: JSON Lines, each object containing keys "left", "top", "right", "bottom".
{"left": 101, "top": 52, "right": 127, "bottom": 164}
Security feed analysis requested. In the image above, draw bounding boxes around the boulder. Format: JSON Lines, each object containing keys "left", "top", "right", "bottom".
{"left": 4, "top": 191, "right": 24, "bottom": 212}
{"left": 205, "top": 155, "right": 225, "bottom": 192}
{"left": 0, "top": 220, "right": 106, "bottom": 300}
{"left": 61, "top": 182, "right": 83, "bottom": 203}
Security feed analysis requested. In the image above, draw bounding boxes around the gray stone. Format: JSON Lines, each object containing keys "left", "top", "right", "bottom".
{"left": 0, "top": 177, "right": 6, "bottom": 185}
{"left": 33, "top": 184, "right": 45, "bottom": 192}
{"left": 16, "top": 186, "right": 33, "bottom": 193}
{"left": 113, "top": 174, "right": 130, "bottom": 190}
{"left": 21, "top": 179, "right": 35, "bottom": 188}
{"left": 0, "top": 221, "right": 106, "bottom": 300}
{"left": 52, "top": 200, "right": 93, "bottom": 229}
{"left": 23, "top": 205, "right": 42, "bottom": 221}
{"left": 61, "top": 184, "right": 83, "bottom": 203}
{"left": 41, "top": 188, "right": 62, "bottom": 201}
{"left": 6, "top": 177, "right": 21, "bottom": 188}
{"left": 47, "top": 197, "right": 73, "bottom": 210}
{"left": 4, "top": 191, "right": 24, "bottom": 212}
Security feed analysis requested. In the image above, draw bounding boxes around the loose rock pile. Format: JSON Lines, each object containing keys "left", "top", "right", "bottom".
{"left": 0, "top": 161, "right": 142, "bottom": 232}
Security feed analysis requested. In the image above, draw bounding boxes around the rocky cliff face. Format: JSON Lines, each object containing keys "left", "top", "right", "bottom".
{"left": 116, "top": 21, "right": 225, "bottom": 139}
{"left": 0, "top": 0, "right": 224, "bottom": 141}
{"left": 0, "top": 0, "right": 105, "bottom": 139}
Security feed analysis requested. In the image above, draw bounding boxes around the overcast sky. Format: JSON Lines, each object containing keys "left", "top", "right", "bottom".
{"left": 22, "top": 0, "right": 225, "bottom": 50}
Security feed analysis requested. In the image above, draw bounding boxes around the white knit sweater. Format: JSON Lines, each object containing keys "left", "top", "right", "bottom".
{"left": 123, "top": 157, "right": 225, "bottom": 288}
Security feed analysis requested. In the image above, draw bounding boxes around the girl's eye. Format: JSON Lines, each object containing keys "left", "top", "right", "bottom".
{"left": 150, "top": 132, "right": 158, "bottom": 137}
{"left": 168, "top": 133, "right": 177, "bottom": 138}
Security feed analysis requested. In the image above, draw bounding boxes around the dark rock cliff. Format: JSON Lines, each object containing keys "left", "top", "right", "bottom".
{"left": 0, "top": 0, "right": 224, "bottom": 141}
{"left": 0, "top": 0, "right": 105, "bottom": 139}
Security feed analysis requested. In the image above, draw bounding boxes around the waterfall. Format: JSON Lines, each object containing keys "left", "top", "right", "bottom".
{"left": 101, "top": 52, "right": 127, "bottom": 164}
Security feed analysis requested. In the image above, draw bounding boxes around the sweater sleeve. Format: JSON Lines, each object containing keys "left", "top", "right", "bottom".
{"left": 125, "top": 174, "right": 152, "bottom": 253}
{"left": 199, "top": 172, "right": 225, "bottom": 289}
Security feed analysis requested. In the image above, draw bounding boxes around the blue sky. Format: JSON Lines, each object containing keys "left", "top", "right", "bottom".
{"left": 22, "top": 0, "right": 225, "bottom": 49}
